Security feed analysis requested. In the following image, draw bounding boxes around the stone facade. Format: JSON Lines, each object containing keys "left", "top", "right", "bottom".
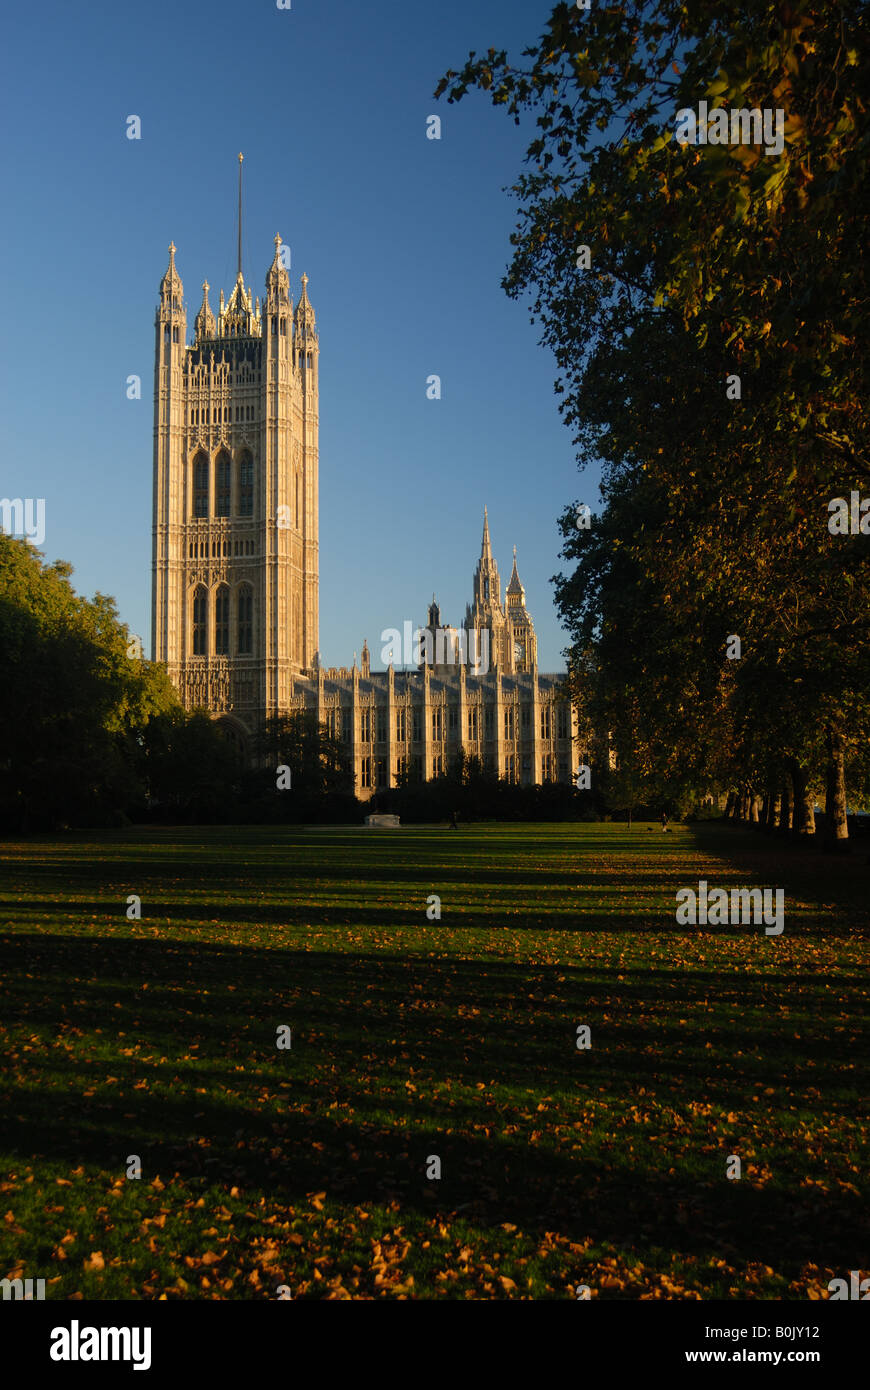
{"left": 292, "top": 665, "right": 579, "bottom": 798}
{"left": 152, "top": 235, "right": 580, "bottom": 794}
{"left": 151, "top": 236, "right": 318, "bottom": 743}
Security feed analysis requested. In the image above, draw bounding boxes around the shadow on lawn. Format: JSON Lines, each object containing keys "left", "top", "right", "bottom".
{"left": 3, "top": 891, "right": 853, "bottom": 934}
{"left": 1, "top": 933, "right": 867, "bottom": 1276}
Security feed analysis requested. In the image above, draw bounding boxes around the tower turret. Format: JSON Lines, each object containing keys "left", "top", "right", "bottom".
{"left": 152, "top": 243, "right": 188, "bottom": 666}
{"left": 506, "top": 546, "right": 524, "bottom": 605}
{"left": 465, "top": 505, "right": 506, "bottom": 669}
{"left": 295, "top": 272, "right": 318, "bottom": 365}
{"left": 505, "top": 545, "right": 537, "bottom": 673}
{"left": 266, "top": 234, "right": 291, "bottom": 308}
{"left": 158, "top": 241, "right": 184, "bottom": 316}
{"left": 194, "top": 281, "right": 216, "bottom": 342}
{"left": 294, "top": 271, "right": 319, "bottom": 676}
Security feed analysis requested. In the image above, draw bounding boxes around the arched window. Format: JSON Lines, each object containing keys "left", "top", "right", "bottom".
{"left": 193, "top": 452, "right": 209, "bottom": 518}
{"left": 215, "top": 585, "right": 230, "bottom": 655}
{"left": 237, "top": 584, "right": 253, "bottom": 655}
{"left": 192, "top": 586, "right": 207, "bottom": 655}
{"left": 238, "top": 452, "right": 253, "bottom": 516}
{"left": 215, "top": 451, "right": 231, "bottom": 517}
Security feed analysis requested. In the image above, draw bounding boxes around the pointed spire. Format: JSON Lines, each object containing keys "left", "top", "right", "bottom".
{"left": 220, "top": 269, "right": 260, "bottom": 337}
{"left": 266, "top": 233, "right": 290, "bottom": 301}
{"left": 160, "top": 241, "right": 183, "bottom": 298}
{"left": 296, "top": 272, "right": 316, "bottom": 339}
{"left": 195, "top": 280, "right": 216, "bottom": 340}
{"left": 481, "top": 505, "right": 493, "bottom": 560}
{"left": 507, "top": 544, "right": 524, "bottom": 596}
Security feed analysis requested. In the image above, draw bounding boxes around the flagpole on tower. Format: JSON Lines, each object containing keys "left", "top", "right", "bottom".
{"left": 237, "top": 152, "right": 244, "bottom": 281}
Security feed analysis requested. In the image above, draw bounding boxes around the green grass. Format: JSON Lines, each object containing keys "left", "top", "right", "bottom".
{"left": 0, "top": 821, "right": 867, "bottom": 1299}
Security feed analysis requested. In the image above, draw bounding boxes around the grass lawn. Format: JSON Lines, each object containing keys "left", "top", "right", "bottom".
{"left": 0, "top": 821, "right": 867, "bottom": 1299}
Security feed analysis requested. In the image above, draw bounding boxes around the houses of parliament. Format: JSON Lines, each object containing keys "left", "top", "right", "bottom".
{"left": 152, "top": 216, "right": 579, "bottom": 798}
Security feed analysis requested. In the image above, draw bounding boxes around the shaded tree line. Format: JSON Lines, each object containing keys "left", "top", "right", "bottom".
{"left": 5, "top": 538, "right": 600, "bottom": 829}
{"left": 374, "top": 746, "right": 591, "bottom": 823}
{"left": 0, "top": 536, "right": 358, "bottom": 831}
{"left": 438, "top": 0, "right": 869, "bottom": 846}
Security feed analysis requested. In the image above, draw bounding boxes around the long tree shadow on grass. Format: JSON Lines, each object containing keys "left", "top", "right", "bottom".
{"left": 1, "top": 934, "right": 867, "bottom": 1281}
{"left": 3, "top": 893, "right": 853, "bottom": 935}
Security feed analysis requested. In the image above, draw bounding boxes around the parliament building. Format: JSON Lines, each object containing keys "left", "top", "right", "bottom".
{"left": 151, "top": 234, "right": 580, "bottom": 798}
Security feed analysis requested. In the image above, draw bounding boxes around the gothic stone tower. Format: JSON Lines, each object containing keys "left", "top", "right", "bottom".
{"left": 464, "top": 508, "right": 537, "bottom": 673}
{"left": 464, "top": 506, "right": 507, "bottom": 669}
{"left": 152, "top": 234, "right": 319, "bottom": 752}
{"left": 504, "top": 545, "right": 538, "bottom": 673}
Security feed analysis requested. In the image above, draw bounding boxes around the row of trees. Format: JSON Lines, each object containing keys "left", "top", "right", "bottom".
{"left": 0, "top": 530, "right": 668, "bottom": 829}
{"left": 0, "top": 533, "right": 361, "bottom": 830}
{"left": 375, "top": 746, "right": 589, "bottom": 822}
{"left": 438, "top": 0, "right": 869, "bottom": 844}
{"left": 4, "top": 535, "right": 600, "bottom": 829}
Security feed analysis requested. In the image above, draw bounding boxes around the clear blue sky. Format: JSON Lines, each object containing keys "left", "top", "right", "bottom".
{"left": 2, "top": 0, "right": 600, "bottom": 672}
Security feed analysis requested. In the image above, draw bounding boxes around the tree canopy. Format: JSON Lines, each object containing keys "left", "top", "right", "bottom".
{"left": 438, "top": 0, "right": 869, "bottom": 838}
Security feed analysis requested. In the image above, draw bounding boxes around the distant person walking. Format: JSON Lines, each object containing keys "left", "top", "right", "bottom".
{"left": 449, "top": 810, "right": 459, "bottom": 830}
{"left": 661, "top": 811, "right": 669, "bottom": 831}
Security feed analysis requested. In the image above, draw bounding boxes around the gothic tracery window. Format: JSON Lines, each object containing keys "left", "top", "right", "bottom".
{"left": 237, "top": 584, "right": 253, "bottom": 655}
{"left": 192, "top": 585, "right": 207, "bottom": 655}
{"left": 193, "top": 452, "right": 209, "bottom": 518}
{"left": 215, "top": 585, "right": 230, "bottom": 655}
{"left": 238, "top": 452, "right": 253, "bottom": 516}
{"left": 215, "top": 452, "right": 231, "bottom": 517}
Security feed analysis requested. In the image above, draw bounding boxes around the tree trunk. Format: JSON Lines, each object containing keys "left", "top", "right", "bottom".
{"left": 749, "top": 794, "right": 761, "bottom": 824}
{"left": 767, "top": 791, "right": 781, "bottom": 833}
{"left": 724, "top": 791, "right": 737, "bottom": 820}
{"left": 777, "top": 780, "right": 793, "bottom": 833}
{"left": 789, "top": 761, "right": 815, "bottom": 837}
{"left": 825, "top": 727, "right": 850, "bottom": 849}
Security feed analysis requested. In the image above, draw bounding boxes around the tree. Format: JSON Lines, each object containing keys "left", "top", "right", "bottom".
{"left": 136, "top": 708, "right": 240, "bottom": 821}
{"left": 0, "top": 534, "right": 178, "bottom": 830}
{"left": 437, "top": 1, "right": 870, "bottom": 838}
{"left": 259, "top": 713, "right": 354, "bottom": 799}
